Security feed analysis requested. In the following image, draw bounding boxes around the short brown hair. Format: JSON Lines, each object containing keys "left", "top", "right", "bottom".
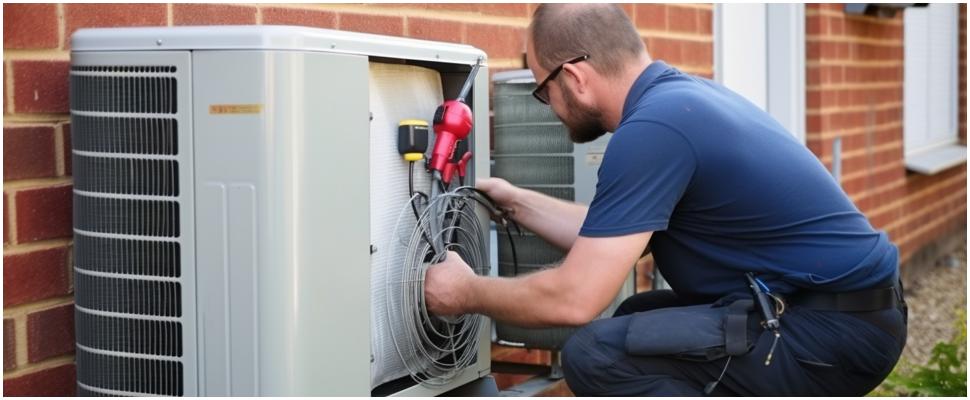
{"left": 530, "top": 4, "right": 646, "bottom": 77}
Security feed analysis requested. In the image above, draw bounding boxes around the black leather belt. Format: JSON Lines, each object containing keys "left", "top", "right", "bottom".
{"left": 786, "top": 280, "right": 908, "bottom": 341}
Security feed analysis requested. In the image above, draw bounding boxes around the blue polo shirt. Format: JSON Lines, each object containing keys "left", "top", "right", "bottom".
{"left": 579, "top": 61, "right": 898, "bottom": 301}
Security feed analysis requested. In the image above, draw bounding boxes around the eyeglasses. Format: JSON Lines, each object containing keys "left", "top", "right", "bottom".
{"left": 532, "top": 55, "right": 590, "bottom": 105}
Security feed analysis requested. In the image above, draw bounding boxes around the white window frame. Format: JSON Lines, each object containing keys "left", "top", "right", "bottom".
{"left": 903, "top": 3, "right": 966, "bottom": 175}
{"left": 714, "top": 4, "right": 806, "bottom": 144}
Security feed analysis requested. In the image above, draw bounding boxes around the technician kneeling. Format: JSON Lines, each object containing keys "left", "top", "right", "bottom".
{"left": 424, "top": 4, "right": 906, "bottom": 396}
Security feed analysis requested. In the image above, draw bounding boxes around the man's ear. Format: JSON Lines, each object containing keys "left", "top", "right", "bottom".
{"left": 561, "top": 62, "right": 589, "bottom": 94}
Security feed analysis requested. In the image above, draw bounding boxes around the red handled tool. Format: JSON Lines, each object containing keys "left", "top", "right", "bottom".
{"left": 457, "top": 151, "right": 473, "bottom": 185}
{"left": 429, "top": 59, "right": 482, "bottom": 185}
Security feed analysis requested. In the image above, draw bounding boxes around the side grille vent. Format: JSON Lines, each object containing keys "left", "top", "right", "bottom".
{"left": 71, "top": 63, "right": 185, "bottom": 396}
{"left": 70, "top": 66, "right": 177, "bottom": 114}
{"left": 71, "top": 115, "right": 178, "bottom": 155}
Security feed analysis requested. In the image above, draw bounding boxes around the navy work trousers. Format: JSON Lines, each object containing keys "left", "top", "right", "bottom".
{"left": 562, "top": 289, "right": 906, "bottom": 396}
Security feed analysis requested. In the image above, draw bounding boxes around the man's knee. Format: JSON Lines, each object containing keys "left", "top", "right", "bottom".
{"left": 562, "top": 321, "right": 611, "bottom": 396}
{"left": 562, "top": 318, "right": 628, "bottom": 396}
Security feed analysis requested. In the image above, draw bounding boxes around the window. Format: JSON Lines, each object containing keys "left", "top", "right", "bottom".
{"left": 714, "top": 4, "right": 806, "bottom": 143}
{"left": 903, "top": 3, "right": 966, "bottom": 174}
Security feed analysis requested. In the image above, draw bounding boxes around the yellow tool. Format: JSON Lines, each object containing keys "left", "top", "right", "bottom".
{"left": 398, "top": 119, "right": 430, "bottom": 161}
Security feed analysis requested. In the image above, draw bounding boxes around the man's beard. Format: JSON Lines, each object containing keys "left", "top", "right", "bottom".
{"left": 558, "top": 81, "right": 608, "bottom": 143}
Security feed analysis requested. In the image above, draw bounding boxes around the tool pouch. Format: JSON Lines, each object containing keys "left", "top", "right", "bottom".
{"left": 624, "top": 299, "right": 755, "bottom": 361}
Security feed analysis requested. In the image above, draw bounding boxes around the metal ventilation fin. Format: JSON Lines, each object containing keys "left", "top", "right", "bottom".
{"left": 71, "top": 63, "right": 185, "bottom": 397}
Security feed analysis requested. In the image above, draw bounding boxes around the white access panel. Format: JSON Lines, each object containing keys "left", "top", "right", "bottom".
{"left": 193, "top": 50, "right": 372, "bottom": 395}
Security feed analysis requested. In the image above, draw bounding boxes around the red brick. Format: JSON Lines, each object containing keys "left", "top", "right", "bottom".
{"left": 478, "top": 3, "right": 528, "bottom": 17}
{"left": 618, "top": 3, "right": 635, "bottom": 20}
{"left": 694, "top": 71, "right": 714, "bottom": 80}
{"left": 3, "top": 319, "right": 14, "bottom": 371}
{"left": 27, "top": 304, "right": 75, "bottom": 363}
{"left": 173, "top": 4, "right": 257, "bottom": 26}
{"left": 3, "top": 246, "right": 70, "bottom": 307}
{"left": 407, "top": 17, "right": 463, "bottom": 43}
{"left": 2, "top": 363, "right": 76, "bottom": 396}
{"left": 696, "top": 8, "right": 713, "bottom": 35}
{"left": 12, "top": 61, "right": 70, "bottom": 114}
{"left": 807, "top": 90, "right": 821, "bottom": 109}
{"left": 806, "top": 4, "right": 824, "bottom": 14}
{"left": 465, "top": 24, "right": 525, "bottom": 60}
{"left": 61, "top": 124, "right": 71, "bottom": 177}
{"left": 806, "top": 65, "right": 822, "bottom": 86}
{"left": 4, "top": 60, "right": 8, "bottom": 115}
{"left": 806, "top": 16, "right": 824, "bottom": 36}
{"left": 635, "top": 4, "right": 667, "bottom": 30}
{"left": 830, "top": 66, "right": 845, "bottom": 83}
{"left": 3, "top": 4, "right": 59, "bottom": 49}
{"left": 424, "top": 4, "right": 478, "bottom": 13}
{"left": 829, "top": 16, "right": 845, "bottom": 36}
{"left": 64, "top": 4, "right": 167, "bottom": 49}
{"left": 806, "top": 114, "right": 824, "bottom": 132}
{"left": 682, "top": 41, "right": 712, "bottom": 67}
{"left": 262, "top": 7, "right": 337, "bottom": 29}
{"left": 14, "top": 184, "right": 73, "bottom": 242}
{"left": 339, "top": 13, "right": 404, "bottom": 37}
{"left": 3, "top": 126, "right": 57, "bottom": 181}
{"left": 3, "top": 194, "right": 8, "bottom": 244}
{"left": 648, "top": 37, "right": 683, "bottom": 64}
{"left": 667, "top": 6, "right": 698, "bottom": 33}
{"left": 820, "top": 41, "right": 838, "bottom": 59}
{"left": 807, "top": 41, "right": 821, "bottom": 60}
{"left": 825, "top": 4, "right": 847, "bottom": 12}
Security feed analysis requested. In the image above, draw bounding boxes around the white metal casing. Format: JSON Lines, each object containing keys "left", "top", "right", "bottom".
{"left": 70, "top": 25, "right": 490, "bottom": 396}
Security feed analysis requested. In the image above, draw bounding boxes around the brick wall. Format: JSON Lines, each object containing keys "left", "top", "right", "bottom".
{"left": 3, "top": 2, "right": 77, "bottom": 395}
{"left": 1, "top": 3, "right": 963, "bottom": 396}
{"left": 805, "top": 4, "right": 967, "bottom": 267}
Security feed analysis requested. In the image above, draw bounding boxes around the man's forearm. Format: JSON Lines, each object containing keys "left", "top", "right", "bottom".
{"left": 465, "top": 268, "right": 586, "bottom": 328}
{"left": 511, "top": 188, "right": 588, "bottom": 251}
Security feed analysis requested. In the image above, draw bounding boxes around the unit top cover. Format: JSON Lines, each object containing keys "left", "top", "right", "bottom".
{"left": 71, "top": 25, "right": 487, "bottom": 66}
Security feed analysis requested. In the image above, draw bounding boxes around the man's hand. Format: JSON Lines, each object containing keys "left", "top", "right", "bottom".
{"left": 476, "top": 177, "right": 521, "bottom": 216}
{"left": 424, "top": 251, "right": 477, "bottom": 316}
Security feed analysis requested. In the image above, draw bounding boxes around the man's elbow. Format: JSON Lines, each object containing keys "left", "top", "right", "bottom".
{"left": 557, "top": 302, "right": 602, "bottom": 327}
{"left": 534, "top": 265, "right": 607, "bottom": 326}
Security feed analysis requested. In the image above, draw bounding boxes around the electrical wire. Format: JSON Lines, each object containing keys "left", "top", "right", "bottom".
{"left": 452, "top": 186, "right": 522, "bottom": 276}
{"left": 385, "top": 164, "right": 523, "bottom": 387}
{"left": 385, "top": 187, "right": 491, "bottom": 387}
{"left": 408, "top": 161, "right": 434, "bottom": 249}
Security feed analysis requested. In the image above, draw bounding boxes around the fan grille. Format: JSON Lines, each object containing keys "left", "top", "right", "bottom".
{"left": 71, "top": 63, "right": 185, "bottom": 396}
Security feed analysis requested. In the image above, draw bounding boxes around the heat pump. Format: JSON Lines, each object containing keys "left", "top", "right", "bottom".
{"left": 70, "top": 26, "right": 493, "bottom": 396}
{"left": 491, "top": 70, "right": 635, "bottom": 351}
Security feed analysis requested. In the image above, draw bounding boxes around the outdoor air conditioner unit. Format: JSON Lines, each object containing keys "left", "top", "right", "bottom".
{"left": 69, "top": 26, "right": 492, "bottom": 396}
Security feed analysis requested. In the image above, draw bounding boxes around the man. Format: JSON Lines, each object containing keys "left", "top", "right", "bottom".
{"left": 425, "top": 4, "right": 906, "bottom": 396}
